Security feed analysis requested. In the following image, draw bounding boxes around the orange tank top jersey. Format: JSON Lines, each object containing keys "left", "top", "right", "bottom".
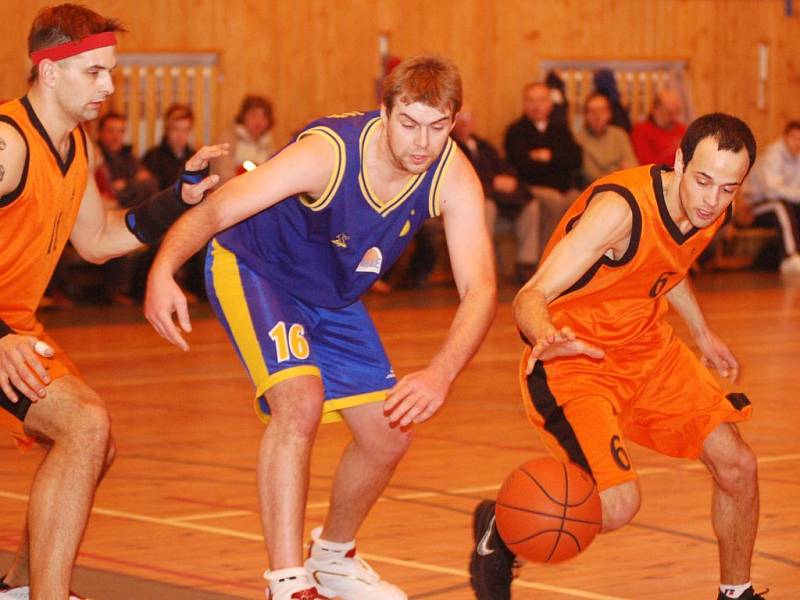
{"left": 0, "top": 97, "right": 89, "bottom": 337}
{"left": 542, "top": 164, "right": 730, "bottom": 348}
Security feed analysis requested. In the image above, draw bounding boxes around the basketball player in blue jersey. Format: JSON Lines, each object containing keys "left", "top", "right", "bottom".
{"left": 145, "top": 55, "right": 496, "bottom": 600}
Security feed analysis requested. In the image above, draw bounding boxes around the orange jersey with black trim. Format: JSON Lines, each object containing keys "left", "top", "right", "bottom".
{"left": 543, "top": 164, "right": 730, "bottom": 347}
{"left": 0, "top": 97, "right": 89, "bottom": 336}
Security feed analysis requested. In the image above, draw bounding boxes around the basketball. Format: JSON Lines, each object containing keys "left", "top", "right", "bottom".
{"left": 495, "top": 458, "right": 602, "bottom": 563}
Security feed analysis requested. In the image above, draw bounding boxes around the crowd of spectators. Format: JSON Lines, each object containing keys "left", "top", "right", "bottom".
{"left": 43, "top": 69, "right": 800, "bottom": 310}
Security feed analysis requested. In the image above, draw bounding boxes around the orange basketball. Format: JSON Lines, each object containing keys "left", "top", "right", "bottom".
{"left": 495, "top": 458, "right": 602, "bottom": 563}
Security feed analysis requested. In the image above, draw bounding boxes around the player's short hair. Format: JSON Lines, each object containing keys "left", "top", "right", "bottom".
{"left": 97, "top": 110, "right": 125, "bottom": 131}
{"left": 680, "top": 113, "right": 757, "bottom": 172}
{"left": 784, "top": 120, "right": 800, "bottom": 135}
{"left": 382, "top": 54, "right": 462, "bottom": 117}
{"left": 28, "top": 4, "right": 125, "bottom": 83}
{"left": 235, "top": 95, "right": 273, "bottom": 127}
{"left": 165, "top": 103, "right": 194, "bottom": 124}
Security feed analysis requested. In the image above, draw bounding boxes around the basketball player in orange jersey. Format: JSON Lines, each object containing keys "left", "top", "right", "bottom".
{"left": 145, "top": 55, "right": 496, "bottom": 600}
{"left": 470, "top": 114, "right": 767, "bottom": 600}
{"left": 0, "top": 5, "right": 224, "bottom": 598}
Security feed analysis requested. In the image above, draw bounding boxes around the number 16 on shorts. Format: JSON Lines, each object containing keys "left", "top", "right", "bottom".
{"left": 269, "top": 321, "right": 311, "bottom": 362}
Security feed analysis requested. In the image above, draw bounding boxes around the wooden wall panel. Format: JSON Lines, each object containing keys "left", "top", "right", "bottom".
{"left": 2, "top": 0, "right": 799, "bottom": 153}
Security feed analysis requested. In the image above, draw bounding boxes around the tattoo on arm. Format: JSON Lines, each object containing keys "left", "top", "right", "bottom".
{"left": 0, "top": 164, "right": 4, "bottom": 182}
{"left": 0, "top": 137, "right": 5, "bottom": 151}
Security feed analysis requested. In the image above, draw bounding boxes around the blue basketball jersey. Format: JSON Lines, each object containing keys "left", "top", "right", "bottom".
{"left": 214, "top": 110, "right": 456, "bottom": 308}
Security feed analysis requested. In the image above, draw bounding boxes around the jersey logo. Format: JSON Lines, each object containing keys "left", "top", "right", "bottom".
{"left": 399, "top": 220, "right": 411, "bottom": 237}
{"left": 648, "top": 271, "right": 677, "bottom": 297}
{"left": 331, "top": 233, "right": 350, "bottom": 248}
{"left": 356, "top": 247, "right": 383, "bottom": 274}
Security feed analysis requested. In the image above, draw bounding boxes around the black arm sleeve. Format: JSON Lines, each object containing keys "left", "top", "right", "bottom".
{"left": 124, "top": 166, "right": 209, "bottom": 245}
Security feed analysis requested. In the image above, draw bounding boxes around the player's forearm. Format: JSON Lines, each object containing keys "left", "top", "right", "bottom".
{"left": 73, "top": 208, "right": 144, "bottom": 264}
{"left": 428, "top": 283, "right": 496, "bottom": 383}
{"left": 513, "top": 285, "right": 555, "bottom": 345}
{"left": 665, "top": 278, "right": 710, "bottom": 337}
{"left": 151, "top": 204, "right": 218, "bottom": 277}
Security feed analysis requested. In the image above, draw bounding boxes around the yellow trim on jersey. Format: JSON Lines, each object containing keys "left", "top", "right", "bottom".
{"left": 427, "top": 137, "right": 455, "bottom": 217}
{"left": 210, "top": 239, "right": 273, "bottom": 393}
{"left": 296, "top": 126, "right": 346, "bottom": 211}
{"left": 358, "top": 117, "right": 425, "bottom": 217}
{"left": 256, "top": 389, "right": 389, "bottom": 425}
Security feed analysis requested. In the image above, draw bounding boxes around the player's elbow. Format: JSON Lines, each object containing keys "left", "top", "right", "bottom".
{"left": 71, "top": 237, "right": 120, "bottom": 265}
{"left": 72, "top": 244, "right": 108, "bottom": 265}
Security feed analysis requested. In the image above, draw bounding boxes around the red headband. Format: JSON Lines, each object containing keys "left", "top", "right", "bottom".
{"left": 30, "top": 31, "right": 117, "bottom": 66}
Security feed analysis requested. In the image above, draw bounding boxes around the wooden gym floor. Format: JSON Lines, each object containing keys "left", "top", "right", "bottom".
{"left": 1, "top": 271, "right": 798, "bottom": 599}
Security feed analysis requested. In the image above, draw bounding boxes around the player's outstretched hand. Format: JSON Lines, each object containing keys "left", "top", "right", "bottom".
{"left": 384, "top": 366, "right": 451, "bottom": 427}
{"left": 697, "top": 329, "right": 739, "bottom": 382}
{"left": 525, "top": 325, "right": 605, "bottom": 374}
{"left": 144, "top": 271, "right": 192, "bottom": 352}
{"left": 0, "top": 334, "right": 54, "bottom": 402}
{"left": 180, "top": 143, "right": 229, "bottom": 206}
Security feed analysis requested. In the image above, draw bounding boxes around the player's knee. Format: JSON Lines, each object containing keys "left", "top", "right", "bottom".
{"left": 269, "top": 397, "right": 324, "bottom": 439}
{"left": 74, "top": 400, "right": 112, "bottom": 451}
{"left": 104, "top": 437, "right": 117, "bottom": 470}
{"left": 716, "top": 442, "right": 758, "bottom": 493}
{"left": 358, "top": 427, "right": 413, "bottom": 468}
{"left": 600, "top": 482, "right": 641, "bottom": 532}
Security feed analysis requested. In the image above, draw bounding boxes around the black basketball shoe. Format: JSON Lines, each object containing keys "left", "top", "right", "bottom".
{"left": 717, "top": 587, "right": 769, "bottom": 600}
{"left": 469, "top": 500, "right": 519, "bottom": 600}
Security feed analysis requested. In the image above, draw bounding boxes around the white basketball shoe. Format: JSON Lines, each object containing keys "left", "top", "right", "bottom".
{"left": 264, "top": 567, "right": 331, "bottom": 600}
{"left": 0, "top": 584, "right": 89, "bottom": 600}
{"left": 304, "top": 527, "right": 407, "bottom": 600}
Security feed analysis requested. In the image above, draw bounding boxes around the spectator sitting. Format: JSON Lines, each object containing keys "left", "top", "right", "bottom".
{"left": 739, "top": 120, "right": 800, "bottom": 274}
{"left": 131, "top": 104, "right": 206, "bottom": 300}
{"left": 94, "top": 113, "right": 156, "bottom": 305}
{"left": 452, "top": 105, "right": 536, "bottom": 282}
{"left": 574, "top": 92, "right": 638, "bottom": 185}
{"left": 593, "top": 68, "right": 632, "bottom": 132}
{"left": 142, "top": 103, "right": 195, "bottom": 189}
{"left": 505, "top": 82, "right": 582, "bottom": 269}
{"left": 631, "top": 88, "right": 687, "bottom": 167}
{"left": 96, "top": 111, "right": 155, "bottom": 208}
{"left": 214, "top": 94, "right": 276, "bottom": 184}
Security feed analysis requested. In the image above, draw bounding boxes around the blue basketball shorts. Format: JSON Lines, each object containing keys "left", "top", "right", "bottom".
{"left": 205, "top": 239, "right": 396, "bottom": 423}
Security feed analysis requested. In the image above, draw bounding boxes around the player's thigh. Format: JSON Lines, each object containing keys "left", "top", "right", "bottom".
{"left": 206, "top": 245, "right": 322, "bottom": 402}
{"left": 523, "top": 361, "right": 637, "bottom": 492}
{"left": 313, "top": 300, "right": 396, "bottom": 421}
{"left": 628, "top": 336, "right": 752, "bottom": 460}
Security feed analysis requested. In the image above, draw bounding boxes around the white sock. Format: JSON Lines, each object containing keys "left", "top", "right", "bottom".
{"left": 309, "top": 526, "right": 355, "bottom": 558}
{"left": 264, "top": 567, "right": 311, "bottom": 595}
{"left": 719, "top": 582, "right": 752, "bottom": 598}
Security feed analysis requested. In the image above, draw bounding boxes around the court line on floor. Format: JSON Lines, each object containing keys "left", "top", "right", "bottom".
{"left": 3, "top": 453, "right": 797, "bottom": 597}
{"left": 0, "top": 490, "right": 625, "bottom": 600}
{"left": 168, "top": 452, "right": 800, "bottom": 519}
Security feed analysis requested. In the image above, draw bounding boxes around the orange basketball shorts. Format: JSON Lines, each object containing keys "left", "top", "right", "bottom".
{"left": 519, "top": 322, "right": 752, "bottom": 491}
{"left": 0, "top": 332, "right": 81, "bottom": 450}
